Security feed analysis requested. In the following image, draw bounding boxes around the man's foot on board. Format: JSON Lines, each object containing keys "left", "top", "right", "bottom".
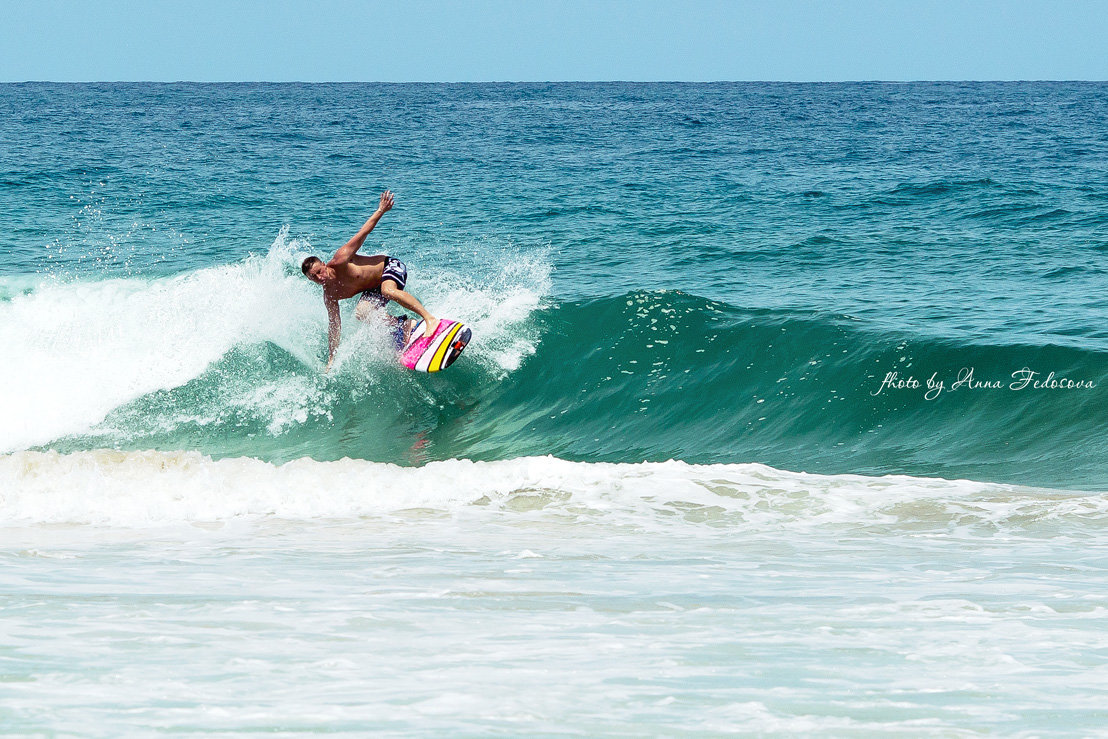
{"left": 422, "top": 317, "right": 440, "bottom": 339}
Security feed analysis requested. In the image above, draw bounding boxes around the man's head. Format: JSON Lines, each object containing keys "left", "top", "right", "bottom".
{"left": 301, "top": 256, "right": 332, "bottom": 284}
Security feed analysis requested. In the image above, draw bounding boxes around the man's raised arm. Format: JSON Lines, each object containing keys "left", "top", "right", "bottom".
{"left": 329, "top": 190, "right": 395, "bottom": 266}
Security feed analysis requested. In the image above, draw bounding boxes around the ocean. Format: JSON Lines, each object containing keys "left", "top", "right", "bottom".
{"left": 2, "top": 82, "right": 1107, "bottom": 734}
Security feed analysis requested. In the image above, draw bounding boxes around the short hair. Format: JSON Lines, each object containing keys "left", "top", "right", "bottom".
{"left": 301, "top": 256, "right": 322, "bottom": 275}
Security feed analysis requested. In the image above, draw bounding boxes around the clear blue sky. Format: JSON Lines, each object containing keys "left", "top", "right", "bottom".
{"left": 3, "top": 0, "right": 1106, "bottom": 82}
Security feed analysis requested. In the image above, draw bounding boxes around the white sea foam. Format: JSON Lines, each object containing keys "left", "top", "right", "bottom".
{"left": 3, "top": 450, "right": 1106, "bottom": 736}
{"left": 1, "top": 449, "right": 1102, "bottom": 531}
{"left": 0, "top": 231, "right": 550, "bottom": 452}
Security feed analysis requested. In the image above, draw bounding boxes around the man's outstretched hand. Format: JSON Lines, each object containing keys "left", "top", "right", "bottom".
{"left": 378, "top": 190, "right": 394, "bottom": 214}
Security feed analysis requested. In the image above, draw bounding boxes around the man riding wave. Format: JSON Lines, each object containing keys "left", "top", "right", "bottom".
{"left": 301, "top": 190, "right": 439, "bottom": 372}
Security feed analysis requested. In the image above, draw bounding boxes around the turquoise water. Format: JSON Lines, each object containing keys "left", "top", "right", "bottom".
{"left": 2, "top": 82, "right": 1107, "bottom": 734}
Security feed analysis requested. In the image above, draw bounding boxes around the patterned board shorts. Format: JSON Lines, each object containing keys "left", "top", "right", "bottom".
{"left": 358, "top": 257, "right": 408, "bottom": 308}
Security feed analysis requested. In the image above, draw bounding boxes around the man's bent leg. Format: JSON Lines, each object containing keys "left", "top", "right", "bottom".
{"left": 380, "top": 281, "right": 439, "bottom": 338}
{"left": 355, "top": 290, "right": 388, "bottom": 322}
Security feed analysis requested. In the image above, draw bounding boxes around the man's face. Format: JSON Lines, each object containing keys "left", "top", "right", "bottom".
{"left": 307, "top": 261, "right": 333, "bottom": 284}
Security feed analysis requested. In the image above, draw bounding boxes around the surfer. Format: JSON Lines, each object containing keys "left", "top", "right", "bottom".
{"left": 301, "top": 190, "right": 440, "bottom": 372}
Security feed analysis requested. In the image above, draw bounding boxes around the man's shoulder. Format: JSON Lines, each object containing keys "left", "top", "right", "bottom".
{"left": 349, "top": 253, "right": 387, "bottom": 266}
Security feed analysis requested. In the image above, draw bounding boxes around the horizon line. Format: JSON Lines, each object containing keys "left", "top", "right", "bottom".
{"left": 4, "top": 78, "right": 1108, "bottom": 85}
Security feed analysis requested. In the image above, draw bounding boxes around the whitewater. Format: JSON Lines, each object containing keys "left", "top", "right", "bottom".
{"left": 3, "top": 82, "right": 1107, "bottom": 734}
{"left": 0, "top": 230, "right": 549, "bottom": 453}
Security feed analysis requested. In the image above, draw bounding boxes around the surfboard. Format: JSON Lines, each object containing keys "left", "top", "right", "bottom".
{"left": 397, "top": 318, "right": 472, "bottom": 372}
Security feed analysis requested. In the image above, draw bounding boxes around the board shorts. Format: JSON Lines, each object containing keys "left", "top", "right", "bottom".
{"left": 358, "top": 257, "right": 408, "bottom": 308}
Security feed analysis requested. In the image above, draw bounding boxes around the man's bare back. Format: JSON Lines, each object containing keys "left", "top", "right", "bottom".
{"left": 301, "top": 191, "right": 440, "bottom": 371}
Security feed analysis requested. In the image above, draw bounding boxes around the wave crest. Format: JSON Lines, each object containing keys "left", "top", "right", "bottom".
{"left": 1, "top": 450, "right": 1101, "bottom": 532}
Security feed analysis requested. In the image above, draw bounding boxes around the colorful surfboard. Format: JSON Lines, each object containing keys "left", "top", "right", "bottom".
{"left": 398, "top": 318, "right": 472, "bottom": 372}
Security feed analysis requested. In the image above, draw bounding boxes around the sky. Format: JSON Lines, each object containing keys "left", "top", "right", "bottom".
{"left": 2, "top": 0, "right": 1106, "bottom": 82}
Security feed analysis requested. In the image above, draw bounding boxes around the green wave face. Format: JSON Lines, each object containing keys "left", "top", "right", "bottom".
{"left": 46, "top": 289, "right": 1107, "bottom": 490}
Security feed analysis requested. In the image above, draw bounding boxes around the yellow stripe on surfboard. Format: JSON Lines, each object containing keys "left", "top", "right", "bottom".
{"left": 428, "top": 322, "right": 464, "bottom": 372}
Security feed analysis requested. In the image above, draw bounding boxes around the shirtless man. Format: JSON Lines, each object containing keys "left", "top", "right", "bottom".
{"left": 301, "top": 190, "right": 439, "bottom": 372}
